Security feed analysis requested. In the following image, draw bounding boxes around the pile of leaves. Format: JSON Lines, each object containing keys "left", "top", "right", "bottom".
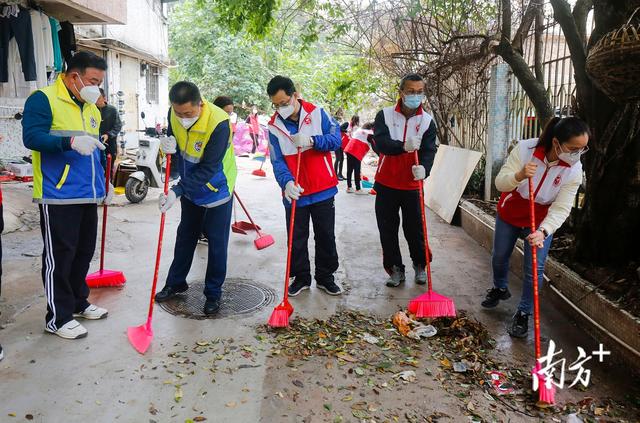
{"left": 260, "top": 309, "right": 639, "bottom": 422}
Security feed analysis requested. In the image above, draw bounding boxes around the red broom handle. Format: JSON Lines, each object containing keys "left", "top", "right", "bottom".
{"left": 99, "top": 154, "right": 112, "bottom": 272}
{"left": 414, "top": 151, "right": 433, "bottom": 293}
{"left": 233, "top": 191, "right": 265, "bottom": 238}
{"left": 283, "top": 147, "right": 302, "bottom": 302}
{"left": 529, "top": 177, "right": 541, "bottom": 359}
{"left": 146, "top": 154, "right": 172, "bottom": 324}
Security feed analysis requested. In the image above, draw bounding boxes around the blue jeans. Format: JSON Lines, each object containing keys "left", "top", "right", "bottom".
{"left": 166, "top": 196, "right": 232, "bottom": 300}
{"left": 491, "top": 215, "right": 553, "bottom": 314}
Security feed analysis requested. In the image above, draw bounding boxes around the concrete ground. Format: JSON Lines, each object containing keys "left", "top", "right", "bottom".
{"left": 0, "top": 157, "right": 637, "bottom": 422}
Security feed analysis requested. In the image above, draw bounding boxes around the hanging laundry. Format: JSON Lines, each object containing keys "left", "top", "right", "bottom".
{"left": 0, "top": 37, "right": 37, "bottom": 97}
{"left": 29, "top": 9, "right": 48, "bottom": 87}
{"left": 49, "top": 17, "right": 63, "bottom": 72}
{"left": 0, "top": 5, "right": 37, "bottom": 83}
{"left": 59, "top": 21, "right": 77, "bottom": 65}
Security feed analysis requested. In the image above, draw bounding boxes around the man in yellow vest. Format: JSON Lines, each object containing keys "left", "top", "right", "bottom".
{"left": 154, "top": 81, "right": 237, "bottom": 315}
{"left": 22, "top": 51, "right": 112, "bottom": 339}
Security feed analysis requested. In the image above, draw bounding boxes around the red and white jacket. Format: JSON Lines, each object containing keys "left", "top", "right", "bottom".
{"left": 496, "top": 138, "right": 583, "bottom": 233}
{"left": 372, "top": 102, "right": 438, "bottom": 190}
{"left": 268, "top": 100, "right": 339, "bottom": 197}
{"left": 344, "top": 128, "right": 372, "bottom": 161}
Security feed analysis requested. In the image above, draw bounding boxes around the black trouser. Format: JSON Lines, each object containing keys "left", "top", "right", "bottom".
{"left": 374, "top": 182, "right": 425, "bottom": 272}
{"left": 39, "top": 204, "right": 97, "bottom": 331}
{"left": 285, "top": 197, "right": 338, "bottom": 284}
{"left": 0, "top": 7, "right": 37, "bottom": 83}
{"left": 334, "top": 148, "right": 344, "bottom": 176}
{"left": 346, "top": 153, "right": 361, "bottom": 190}
{"left": 249, "top": 132, "right": 258, "bottom": 154}
{"left": 166, "top": 197, "right": 232, "bottom": 300}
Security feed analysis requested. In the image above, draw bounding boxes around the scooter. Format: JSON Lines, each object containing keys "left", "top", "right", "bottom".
{"left": 124, "top": 112, "right": 174, "bottom": 203}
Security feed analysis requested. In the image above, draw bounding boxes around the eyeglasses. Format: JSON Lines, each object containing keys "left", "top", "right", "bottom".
{"left": 402, "top": 90, "right": 425, "bottom": 96}
{"left": 271, "top": 96, "right": 293, "bottom": 109}
{"left": 561, "top": 144, "right": 589, "bottom": 156}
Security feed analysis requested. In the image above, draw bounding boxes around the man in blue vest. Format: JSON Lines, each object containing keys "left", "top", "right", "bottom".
{"left": 154, "top": 81, "right": 237, "bottom": 315}
{"left": 22, "top": 51, "right": 112, "bottom": 340}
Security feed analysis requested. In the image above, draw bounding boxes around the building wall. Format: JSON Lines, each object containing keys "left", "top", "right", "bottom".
{"left": 0, "top": 100, "right": 29, "bottom": 160}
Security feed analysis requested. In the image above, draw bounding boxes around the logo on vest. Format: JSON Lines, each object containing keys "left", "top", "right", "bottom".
{"left": 194, "top": 141, "right": 203, "bottom": 152}
{"left": 553, "top": 175, "right": 562, "bottom": 186}
{"left": 90, "top": 116, "right": 98, "bottom": 129}
{"left": 303, "top": 115, "right": 312, "bottom": 126}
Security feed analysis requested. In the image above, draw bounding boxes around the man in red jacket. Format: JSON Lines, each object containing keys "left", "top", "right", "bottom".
{"left": 372, "top": 73, "right": 438, "bottom": 287}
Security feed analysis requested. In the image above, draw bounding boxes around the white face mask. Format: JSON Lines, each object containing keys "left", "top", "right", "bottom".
{"left": 278, "top": 97, "right": 296, "bottom": 119}
{"left": 179, "top": 116, "right": 199, "bottom": 128}
{"left": 74, "top": 73, "right": 101, "bottom": 104}
{"left": 555, "top": 142, "right": 582, "bottom": 166}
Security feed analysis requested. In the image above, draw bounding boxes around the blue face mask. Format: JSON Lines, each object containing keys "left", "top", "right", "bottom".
{"left": 403, "top": 94, "right": 424, "bottom": 110}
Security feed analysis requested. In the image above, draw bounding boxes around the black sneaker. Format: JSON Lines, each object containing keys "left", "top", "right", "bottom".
{"left": 317, "top": 280, "right": 343, "bottom": 296}
{"left": 204, "top": 299, "right": 220, "bottom": 315}
{"left": 508, "top": 310, "right": 529, "bottom": 338}
{"left": 0, "top": 343, "right": 3, "bottom": 361}
{"left": 481, "top": 287, "right": 511, "bottom": 308}
{"left": 288, "top": 278, "right": 311, "bottom": 297}
{"left": 155, "top": 283, "right": 189, "bottom": 302}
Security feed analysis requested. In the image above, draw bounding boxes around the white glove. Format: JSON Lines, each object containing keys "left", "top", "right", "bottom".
{"left": 160, "top": 135, "right": 177, "bottom": 154}
{"left": 103, "top": 183, "right": 114, "bottom": 205}
{"left": 71, "top": 135, "right": 105, "bottom": 156}
{"left": 284, "top": 181, "right": 304, "bottom": 202}
{"left": 292, "top": 132, "right": 313, "bottom": 149}
{"left": 158, "top": 190, "right": 178, "bottom": 213}
{"left": 412, "top": 165, "right": 426, "bottom": 181}
{"left": 404, "top": 135, "right": 422, "bottom": 152}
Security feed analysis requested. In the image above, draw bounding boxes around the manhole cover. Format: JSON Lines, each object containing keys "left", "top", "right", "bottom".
{"left": 158, "top": 279, "right": 276, "bottom": 320}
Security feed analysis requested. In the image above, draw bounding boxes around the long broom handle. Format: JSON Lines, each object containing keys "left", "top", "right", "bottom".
{"left": 529, "top": 177, "right": 541, "bottom": 359}
{"left": 99, "top": 154, "right": 112, "bottom": 272}
{"left": 414, "top": 151, "right": 433, "bottom": 293}
{"left": 145, "top": 154, "right": 172, "bottom": 325}
{"left": 283, "top": 147, "right": 302, "bottom": 302}
{"left": 233, "top": 191, "right": 265, "bottom": 238}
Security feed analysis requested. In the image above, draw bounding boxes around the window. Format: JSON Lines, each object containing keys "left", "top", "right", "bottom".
{"left": 146, "top": 65, "right": 159, "bottom": 104}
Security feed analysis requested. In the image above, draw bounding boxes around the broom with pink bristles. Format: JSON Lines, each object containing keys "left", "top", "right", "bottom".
{"left": 86, "top": 154, "right": 126, "bottom": 288}
{"left": 528, "top": 177, "right": 555, "bottom": 405}
{"left": 268, "top": 146, "right": 302, "bottom": 328}
{"left": 407, "top": 151, "right": 456, "bottom": 318}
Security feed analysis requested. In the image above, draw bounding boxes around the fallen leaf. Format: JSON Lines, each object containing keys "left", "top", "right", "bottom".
{"left": 354, "top": 367, "right": 365, "bottom": 376}
{"left": 225, "top": 402, "right": 237, "bottom": 408}
{"left": 175, "top": 386, "right": 183, "bottom": 403}
{"left": 193, "top": 417, "right": 207, "bottom": 422}
{"left": 292, "top": 380, "right": 304, "bottom": 388}
{"left": 352, "top": 409, "right": 370, "bottom": 419}
{"left": 393, "top": 370, "right": 417, "bottom": 382}
{"left": 336, "top": 352, "right": 357, "bottom": 363}
{"left": 323, "top": 403, "right": 332, "bottom": 411}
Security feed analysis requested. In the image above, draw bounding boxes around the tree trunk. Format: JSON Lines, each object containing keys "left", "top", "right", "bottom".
{"left": 573, "top": 0, "right": 640, "bottom": 264}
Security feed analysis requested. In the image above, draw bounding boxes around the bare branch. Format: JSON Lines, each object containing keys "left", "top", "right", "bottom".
{"left": 534, "top": 2, "right": 545, "bottom": 85}
{"left": 549, "top": 0, "right": 591, "bottom": 104}
{"left": 501, "top": 0, "right": 512, "bottom": 42}
{"left": 512, "top": 1, "right": 538, "bottom": 54}
{"left": 572, "top": 0, "right": 594, "bottom": 46}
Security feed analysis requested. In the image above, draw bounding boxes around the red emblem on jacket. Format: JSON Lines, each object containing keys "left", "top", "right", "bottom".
{"left": 553, "top": 175, "right": 562, "bottom": 186}
{"left": 303, "top": 115, "right": 312, "bottom": 125}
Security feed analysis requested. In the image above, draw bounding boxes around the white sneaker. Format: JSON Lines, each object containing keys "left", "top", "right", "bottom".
{"left": 74, "top": 304, "right": 108, "bottom": 320}
{"left": 45, "top": 320, "right": 88, "bottom": 339}
{"left": 355, "top": 189, "right": 368, "bottom": 195}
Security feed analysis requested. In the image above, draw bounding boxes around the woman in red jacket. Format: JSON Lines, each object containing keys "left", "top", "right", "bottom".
{"left": 345, "top": 122, "right": 373, "bottom": 194}
{"left": 481, "top": 116, "right": 589, "bottom": 338}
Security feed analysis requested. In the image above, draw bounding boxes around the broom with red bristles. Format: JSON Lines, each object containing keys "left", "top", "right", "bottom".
{"left": 86, "top": 154, "right": 126, "bottom": 288}
{"left": 407, "top": 151, "right": 456, "bottom": 318}
{"left": 268, "top": 147, "right": 302, "bottom": 328}
{"left": 252, "top": 154, "right": 267, "bottom": 177}
{"left": 528, "top": 177, "right": 556, "bottom": 405}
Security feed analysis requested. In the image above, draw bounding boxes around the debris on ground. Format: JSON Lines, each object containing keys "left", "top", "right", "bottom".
{"left": 259, "top": 309, "right": 640, "bottom": 422}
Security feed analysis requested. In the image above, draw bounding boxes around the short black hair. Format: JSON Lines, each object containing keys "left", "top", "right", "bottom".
{"left": 340, "top": 122, "right": 349, "bottom": 133}
{"left": 66, "top": 51, "right": 107, "bottom": 74}
{"left": 399, "top": 73, "right": 424, "bottom": 90}
{"left": 213, "top": 96, "right": 233, "bottom": 109}
{"left": 169, "top": 81, "right": 202, "bottom": 105}
{"left": 267, "top": 75, "right": 296, "bottom": 97}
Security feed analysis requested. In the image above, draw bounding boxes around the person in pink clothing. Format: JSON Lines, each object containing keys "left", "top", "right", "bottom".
{"left": 344, "top": 122, "right": 373, "bottom": 194}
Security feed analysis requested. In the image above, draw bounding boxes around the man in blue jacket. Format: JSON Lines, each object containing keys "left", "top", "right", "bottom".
{"left": 154, "top": 81, "right": 237, "bottom": 315}
{"left": 267, "top": 75, "right": 342, "bottom": 297}
{"left": 22, "top": 51, "right": 111, "bottom": 340}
